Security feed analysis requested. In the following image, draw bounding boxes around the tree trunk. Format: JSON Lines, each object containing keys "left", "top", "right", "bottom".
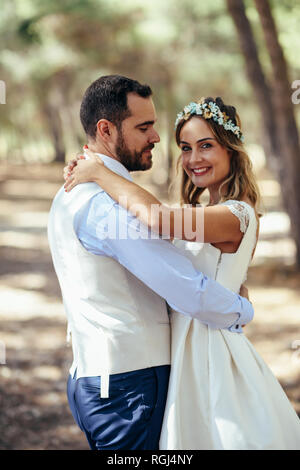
{"left": 165, "top": 87, "right": 176, "bottom": 199}
{"left": 36, "top": 77, "right": 66, "bottom": 164}
{"left": 43, "top": 101, "right": 66, "bottom": 163}
{"left": 157, "top": 74, "right": 177, "bottom": 200}
{"left": 227, "top": 0, "right": 300, "bottom": 268}
{"left": 226, "top": 0, "right": 281, "bottom": 166}
{"left": 254, "top": 0, "right": 300, "bottom": 267}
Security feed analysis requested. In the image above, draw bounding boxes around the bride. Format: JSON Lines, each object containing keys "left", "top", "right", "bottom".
{"left": 64, "top": 96, "right": 300, "bottom": 450}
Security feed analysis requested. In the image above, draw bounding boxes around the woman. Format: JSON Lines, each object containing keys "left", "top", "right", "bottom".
{"left": 64, "top": 97, "right": 300, "bottom": 449}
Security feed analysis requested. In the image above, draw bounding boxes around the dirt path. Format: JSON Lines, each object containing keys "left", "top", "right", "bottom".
{"left": 0, "top": 163, "right": 299, "bottom": 450}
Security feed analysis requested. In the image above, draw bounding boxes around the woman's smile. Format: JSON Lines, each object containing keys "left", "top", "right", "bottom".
{"left": 191, "top": 167, "right": 212, "bottom": 176}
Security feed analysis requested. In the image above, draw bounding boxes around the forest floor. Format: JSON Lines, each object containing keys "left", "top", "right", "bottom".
{"left": 0, "top": 162, "right": 299, "bottom": 450}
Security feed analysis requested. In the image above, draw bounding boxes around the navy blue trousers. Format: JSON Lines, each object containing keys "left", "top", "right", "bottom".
{"left": 67, "top": 365, "right": 170, "bottom": 450}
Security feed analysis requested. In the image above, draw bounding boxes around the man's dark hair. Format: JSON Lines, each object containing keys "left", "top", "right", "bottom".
{"left": 80, "top": 75, "right": 152, "bottom": 138}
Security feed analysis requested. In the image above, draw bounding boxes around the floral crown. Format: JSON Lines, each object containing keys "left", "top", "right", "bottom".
{"left": 174, "top": 97, "right": 244, "bottom": 142}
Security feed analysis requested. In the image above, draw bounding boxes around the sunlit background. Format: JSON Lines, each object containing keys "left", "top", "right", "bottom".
{"left": 0, "top": 0, "right": 300, "bottom": 449}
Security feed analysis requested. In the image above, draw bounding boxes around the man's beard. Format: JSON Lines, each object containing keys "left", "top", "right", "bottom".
{"left": 115, "top": 129, "right": 154, "bottom": 172}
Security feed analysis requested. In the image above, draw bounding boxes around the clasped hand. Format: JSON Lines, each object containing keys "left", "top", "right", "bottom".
{"left": 64, "top": 147, "right": 104, "bottom": 192}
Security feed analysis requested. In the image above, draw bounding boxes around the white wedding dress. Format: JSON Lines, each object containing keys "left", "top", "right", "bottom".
{"left": 159, "top": 200, "right": 300, "bottom": 450}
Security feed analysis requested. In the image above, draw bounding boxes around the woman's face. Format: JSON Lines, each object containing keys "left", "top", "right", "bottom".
{"left": 179, "top": 116, "right": 232, "bottom": 190}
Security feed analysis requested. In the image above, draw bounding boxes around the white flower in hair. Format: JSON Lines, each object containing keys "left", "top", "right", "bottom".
{"left": 174, "top": 99, "right": 244, "bottom": 142}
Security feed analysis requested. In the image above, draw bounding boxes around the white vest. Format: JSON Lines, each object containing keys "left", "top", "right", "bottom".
{"left": 48, "top": 183, "right": 171, "bottom": 396}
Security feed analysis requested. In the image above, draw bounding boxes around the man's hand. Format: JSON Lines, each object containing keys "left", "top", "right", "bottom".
{"left": 239, "top": 284, "right": 251, "bottom": 328}
{"left": 239, "top": 283, "right": 249, "bottom": 301}
{"left": 63, "top": 154, "right": 85, "bottom": 181}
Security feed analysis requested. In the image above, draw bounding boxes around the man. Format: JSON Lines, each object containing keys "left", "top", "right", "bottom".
{"left": 48, "top": 75, "right": 253, "bottom": 450}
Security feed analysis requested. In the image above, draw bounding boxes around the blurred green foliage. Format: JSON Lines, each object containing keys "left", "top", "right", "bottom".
{"left": 0, "top": 0, "right": 299, "bottom": 163}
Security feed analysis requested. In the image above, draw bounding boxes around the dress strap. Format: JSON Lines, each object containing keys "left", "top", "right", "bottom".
{"left": 220, "top": 199, "right": 258, "bottom": 259}
{"left": 224, "top": 201, "right": 250, "bottom": 233}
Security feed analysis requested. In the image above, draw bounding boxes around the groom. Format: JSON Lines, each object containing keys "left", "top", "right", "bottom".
{"left": 48, "top": 74, "right": 254, "bottom": 450}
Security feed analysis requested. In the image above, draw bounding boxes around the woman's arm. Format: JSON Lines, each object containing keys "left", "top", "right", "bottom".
{"left": 64, "top": 149, "right": 244, "bottom": 244}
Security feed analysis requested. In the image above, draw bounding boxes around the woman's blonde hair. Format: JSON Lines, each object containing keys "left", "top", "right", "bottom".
{"left": 174, "top": 97, "right": 261, "bottom": 214}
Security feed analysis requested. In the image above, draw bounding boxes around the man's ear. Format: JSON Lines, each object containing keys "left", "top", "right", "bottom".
{"left": 96, "top": 119, "right": 117, "bottom": 143}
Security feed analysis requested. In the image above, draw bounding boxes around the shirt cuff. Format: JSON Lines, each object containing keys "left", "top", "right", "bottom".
{"left": 228, "top": 296, "right": 254, "bottom": 333}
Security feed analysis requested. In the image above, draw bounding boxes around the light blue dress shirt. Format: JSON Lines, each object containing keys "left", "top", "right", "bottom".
{"left": 74, "top": 154, "right": 254, "bottom": 332}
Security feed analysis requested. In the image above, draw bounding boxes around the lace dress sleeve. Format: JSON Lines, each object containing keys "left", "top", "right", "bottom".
{"left": 225, "top": 201, "right": 250, "bottom": 233}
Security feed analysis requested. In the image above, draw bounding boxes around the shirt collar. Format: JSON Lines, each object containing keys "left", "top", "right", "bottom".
{"left": 95, "top": 153, "right": 133, "bottom": 182}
